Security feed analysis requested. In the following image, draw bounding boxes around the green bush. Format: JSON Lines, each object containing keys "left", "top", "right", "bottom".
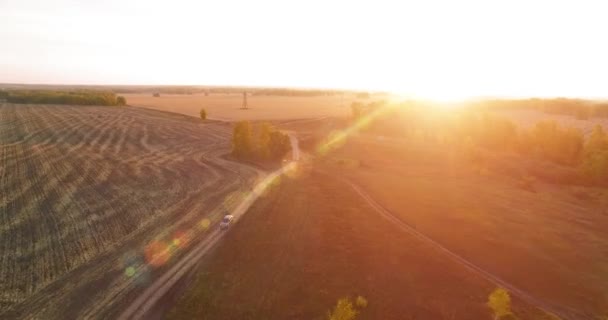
{"left": 117, "top": 96, "right": 127, "bottom": 106}
{"left": 200, "top": 108, "right": 207, "bottom": 120}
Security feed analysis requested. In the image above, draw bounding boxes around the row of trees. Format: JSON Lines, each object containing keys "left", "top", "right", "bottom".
{"left": 232, "top": 121, "right": 291, "bottom": 161}
{"left": 5, "top": 90, "right": 126, "bottom": 106}
{"left": 350, "top": 101, "right": 608, "bottom": 183}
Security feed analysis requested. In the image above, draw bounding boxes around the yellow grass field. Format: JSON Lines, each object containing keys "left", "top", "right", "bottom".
{"left": 123, "top": 93, "right": 359, "bottom": 121}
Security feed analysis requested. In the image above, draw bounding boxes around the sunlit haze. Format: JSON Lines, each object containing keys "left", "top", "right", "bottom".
{"left": 2, "top": 0, "right": 607, "bottom": 99}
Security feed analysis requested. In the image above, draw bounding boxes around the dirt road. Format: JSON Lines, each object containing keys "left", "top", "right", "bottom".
{"left": 343, "top": 179, "right": 589, "bottom": 320}
{"left": 118, "top": 133, "right": 301, "bottom": 319}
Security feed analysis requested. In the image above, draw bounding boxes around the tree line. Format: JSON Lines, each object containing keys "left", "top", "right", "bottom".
{"left": 352, "top": 101, "right": 608, "bottom": 183}
{"left": 470, "top": 98, "right": 608, "bottom": 119}
{"left": 232, "top": 121, "right": 291, "bottom": 162}
{"left": 4, "top": 90, "right": 127, "bottom": 106}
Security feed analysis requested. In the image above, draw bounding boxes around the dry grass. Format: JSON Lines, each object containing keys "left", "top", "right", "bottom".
{"left": 168, "top": 169, "right": 545, "bottom": 320}
{"left": 123, "top": 93, "right": 359, "bottom": 121}
{"left": 0, "top": 103, "right": 258, "bottom": 318}
{"left": 322, "top": 134, "right": 608, "bottom": 317}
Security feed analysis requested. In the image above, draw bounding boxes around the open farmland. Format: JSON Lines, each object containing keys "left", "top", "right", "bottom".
{"left": 168, "top": 159, "right": 556, "bottom": 320}
{"left": 123, "top": 93, "right": 360, "bottom": 121}
{"left": 313, "top": 131, "right": 608, "bottom": 318}
{"left": 0, "top": 103, "right": 258, "bottom": 318}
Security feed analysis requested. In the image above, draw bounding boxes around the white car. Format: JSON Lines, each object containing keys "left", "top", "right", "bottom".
{"left": 219, "top": 215, "right": 234, "bottom": 230}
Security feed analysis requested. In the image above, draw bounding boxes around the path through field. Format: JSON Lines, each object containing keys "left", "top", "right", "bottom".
{"left": 342, "top": 178, "right": 589, "bottom": 320}
{"left": 118, "top": 132, "right": 301, "bottom": 319}
{"left": 0, "top": 103, "right": 258, "bottom": 319}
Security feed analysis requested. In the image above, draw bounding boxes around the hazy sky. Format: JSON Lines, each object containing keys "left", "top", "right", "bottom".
{"left": 1, "top": 0, "right": 607, "bottom": 99}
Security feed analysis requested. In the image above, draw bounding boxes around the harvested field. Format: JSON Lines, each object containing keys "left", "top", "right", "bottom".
{"left": 0, "top": 103, "right": 258, "bottom": 318}
{"left": 168, "top": 166, "right": 553, "bottom": 320}
{"left": 123, "top": 93, "right": 358, "bottom": 121}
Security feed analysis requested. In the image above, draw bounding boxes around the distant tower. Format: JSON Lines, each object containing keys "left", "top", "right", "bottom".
{"left": 241, "top": 91, "right": 248, "bottom": 109}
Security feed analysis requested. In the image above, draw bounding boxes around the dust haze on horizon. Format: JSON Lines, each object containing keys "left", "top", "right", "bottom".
{"left": 1, "top": 0, "right": 607, "bottom": 100}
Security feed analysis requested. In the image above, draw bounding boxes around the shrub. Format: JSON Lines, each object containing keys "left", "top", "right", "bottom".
{"left": 200, "top": 108, "right": 207, "bottom": 120}
{"left": 487, "top": 288, "right": 513, "bottom": 320}
{"left": 117, "top": 96, "right": 127, "bottom": 106}
{"left": 153, "top": 92, "right": 160, "bottom": 97}
{"left": 327, "top": 298, "right": 358, "bottom": 320}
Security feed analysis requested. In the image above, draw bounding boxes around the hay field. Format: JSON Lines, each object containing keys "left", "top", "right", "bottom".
{"left": 123, "top": 93, "right": 357, "bottom": 121}
{"left": 0, "top": 103, "right": 257, "bottom": 318}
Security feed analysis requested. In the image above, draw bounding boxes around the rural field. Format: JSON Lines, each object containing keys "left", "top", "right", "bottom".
{"left": 318, "top": 133, "right": 608, "bottom": 317}
{"left": 0, "top": 103, "right": 259, "bottom": 318}
{"left": 123, "top": 93, "right": 361, "bottom": 121}
{"left": 1, "top": 95, "right": 608, "bottom": 319}
{"left": 165, "top": 108, "right": 608, "bottom": 319}
{"left": 165, "top": 134, "right": 577, "bottom": 320}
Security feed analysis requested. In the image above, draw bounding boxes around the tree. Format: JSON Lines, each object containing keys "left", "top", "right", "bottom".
{"left": 581, "top": 125, "right": 608, "bottom": 182}
{"left": 116, "top": 96, "right": 127, "bottom": 106}
{"left": 581, "top": 150, "right": 608, "bottom": 182}
{"left": 585, "top": 125, "right": 608, "bottom": 153}
{"left": 327, "top": 298, "right": 358, "bottom": 320}
{"left": 268, "top": 130, "right": 291, "bottom": 160}
{"left": 532, "top": 121, "right": 583, "bottom": 165}
{"left": 232, "top": 121, "right": 252, "bottom": 158}
{"left": 258, "top": 122, "right": 272, "bottom": 159}
{"left": 200, "top": 108, "right": 207, "bottom": 120}
{"left": 487, "top": 288, "right": 513, "bottom": 320}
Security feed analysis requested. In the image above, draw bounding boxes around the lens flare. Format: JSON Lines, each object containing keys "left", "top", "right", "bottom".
{"left": 172, "top": 230, "right": 190, "bottom": 249}
{"left": 199, "top": 218, "right": 211, "bottom": 230}
{"left": 144, "top": 240, "right": 171, "bottom": 267}
{"left": 125, "top": 266, "right": 136, "bottom": 277}
{"left": 317, "top": 103, "right": 397, "bottom": 155}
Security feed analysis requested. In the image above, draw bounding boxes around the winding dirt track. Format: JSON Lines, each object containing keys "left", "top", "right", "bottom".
{"left": 0, "top": 103, "right": 259, "bottom": 319}
{"left": 343, "top": 179, "right": 589, "bottom": 320}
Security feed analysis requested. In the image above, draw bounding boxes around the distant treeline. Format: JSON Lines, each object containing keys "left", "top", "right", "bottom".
{"left": 471, "top": 98, "right": 608, "bottom": 119}
{"left": 4, "top": 90, "right": 126, "bottom": 106}
{"left": 251, "top": 89, "right": 345, "bottom": 97}
{"left": 352, "top": 101, "right": 608, "bottom": 184}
